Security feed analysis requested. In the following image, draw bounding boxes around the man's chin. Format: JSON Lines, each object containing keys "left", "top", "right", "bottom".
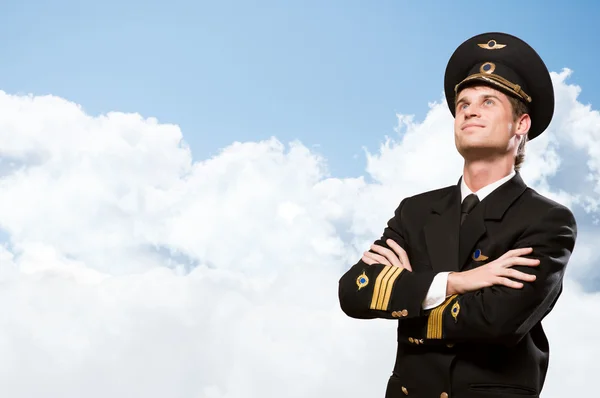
{"left": 458, "top": 146, "right": 498, "bottom": 161}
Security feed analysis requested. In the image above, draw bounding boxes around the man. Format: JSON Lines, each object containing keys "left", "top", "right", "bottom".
{"left": 338, "top": 32, "right": 577, "bottom": 398}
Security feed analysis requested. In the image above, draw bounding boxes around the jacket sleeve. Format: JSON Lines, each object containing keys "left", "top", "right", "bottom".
{"left": 420, "top": 205, "right": 577, "bottom": 346}
{"left": 338, "top": 198, "right": 437, "bottom": 320}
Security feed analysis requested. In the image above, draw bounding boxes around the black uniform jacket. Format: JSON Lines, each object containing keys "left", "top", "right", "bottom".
{"left": 338, "top": 173, "right": 577, "bottom": 398}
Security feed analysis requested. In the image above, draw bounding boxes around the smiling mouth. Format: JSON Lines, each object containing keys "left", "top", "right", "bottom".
{"left": 462, "top": 124, "right": 484, "bottom": 130}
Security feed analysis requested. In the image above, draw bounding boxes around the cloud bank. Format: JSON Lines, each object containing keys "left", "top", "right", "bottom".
{"left": 0, "top": 68, "right": 598, "bottom": 397}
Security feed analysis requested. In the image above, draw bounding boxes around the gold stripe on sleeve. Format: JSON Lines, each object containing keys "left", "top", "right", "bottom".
{"left": 375, "top": 266, "right": 398, "bottom": 310}
{"left": 370, "top": 265, "right": 392, "bottom": 309}
{"left": 426, "top": 294, "right": 458, "bottom": 339}
{"left": 380, "top": 267, "right": 404, "bottom": 311}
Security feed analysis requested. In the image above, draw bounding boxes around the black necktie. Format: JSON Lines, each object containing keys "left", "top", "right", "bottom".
{"left": 461, "top": 194, "right": 479, "bottom": 225}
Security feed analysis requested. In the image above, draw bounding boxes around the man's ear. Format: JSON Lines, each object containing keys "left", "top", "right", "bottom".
{"left": 516, "top": 113, "right": 531, "bottom": 137}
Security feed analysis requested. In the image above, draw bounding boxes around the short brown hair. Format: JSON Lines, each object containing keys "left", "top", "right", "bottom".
{"left": 506, "top": 95, "right": 529, "bottom": 172}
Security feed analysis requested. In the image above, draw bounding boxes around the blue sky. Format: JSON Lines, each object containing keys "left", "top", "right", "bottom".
{"left": 0, "top": 0, "right": 597, "bottom": 178}
{"left": 2, "top": 2, "right": 600, "bottom": 396}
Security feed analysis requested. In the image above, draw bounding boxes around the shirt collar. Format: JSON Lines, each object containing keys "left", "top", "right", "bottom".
{"left": 460, "top": 169, "right": 516, "bottom": 202}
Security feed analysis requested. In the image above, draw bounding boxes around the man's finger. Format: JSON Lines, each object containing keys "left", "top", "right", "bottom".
{"left": 362, "top": 255, "right": 376, "bottom": 265}
{"left": 505, "top": 257, "right": 540, "bottom": 268}
{"left": 501, "top": 247, "right": 533, "bottom": 259}
{"left": 503, "top": 269, "right": 537, "bottom": 282}
{"left": 495, "top": 277, "right": 524, "bottom": 289}
{"left": 370, "top": 244, "right": 403, "bottom": 268}
{"left": 363, "top": 251, "right": 391, "bottom": 266}
{"left": 386, "top": 239, "right": 412, "bottom": 271}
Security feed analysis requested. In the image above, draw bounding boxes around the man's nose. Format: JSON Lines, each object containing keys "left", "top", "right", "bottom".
{"left": 465, "top": 105, "right": 481, "bottom": 118}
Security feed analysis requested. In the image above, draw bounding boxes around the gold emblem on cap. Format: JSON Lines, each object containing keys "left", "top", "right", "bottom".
{"left": 477, "top": 39, "right": 506, "bottom": 50}
{"left": 480, "top": 62, "right": 495, "bottom": 74}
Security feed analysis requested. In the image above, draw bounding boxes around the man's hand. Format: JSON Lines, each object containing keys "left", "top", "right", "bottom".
{"left": 447, "top": 247, "right": 539, "bottom": 295}
{"left": 361, "top": 239, "right": 413, "bottom": 272}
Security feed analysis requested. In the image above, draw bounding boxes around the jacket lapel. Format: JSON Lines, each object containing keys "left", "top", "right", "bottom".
{"left": 423, "top": 184, "right": 461, "bottom": 273}
{"left": 457, "top": 172, "right": 528, "bottom": 269}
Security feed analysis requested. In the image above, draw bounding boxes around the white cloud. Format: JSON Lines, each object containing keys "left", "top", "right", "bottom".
{"left": 0, "top": 69, "right": 598, "bottom": 397}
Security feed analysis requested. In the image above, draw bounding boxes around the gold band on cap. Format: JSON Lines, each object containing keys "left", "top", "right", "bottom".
{"left": 455, "top": 73, "right": 532, "bottom": 103}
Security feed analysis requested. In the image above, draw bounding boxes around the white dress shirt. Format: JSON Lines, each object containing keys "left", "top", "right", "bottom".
{"left": 421, "top": 170, "right": 516, "bottom": 310}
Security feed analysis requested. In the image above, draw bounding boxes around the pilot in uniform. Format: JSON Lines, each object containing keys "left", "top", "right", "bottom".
{"left": 338, "top": 32, "right": 578, "bottom": 398}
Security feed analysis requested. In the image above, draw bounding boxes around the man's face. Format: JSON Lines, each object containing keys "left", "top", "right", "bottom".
{"left": 453, "top": 85, "right": 528, "bottom": 160}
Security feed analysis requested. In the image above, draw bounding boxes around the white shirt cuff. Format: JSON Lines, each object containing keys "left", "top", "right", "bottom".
{"left": 422, "top": 272, "right": 451, "bottom": 310}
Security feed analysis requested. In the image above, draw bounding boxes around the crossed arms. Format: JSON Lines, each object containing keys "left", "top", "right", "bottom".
{"left": 337, "top": 198, "right": 577, "bottom": 345}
